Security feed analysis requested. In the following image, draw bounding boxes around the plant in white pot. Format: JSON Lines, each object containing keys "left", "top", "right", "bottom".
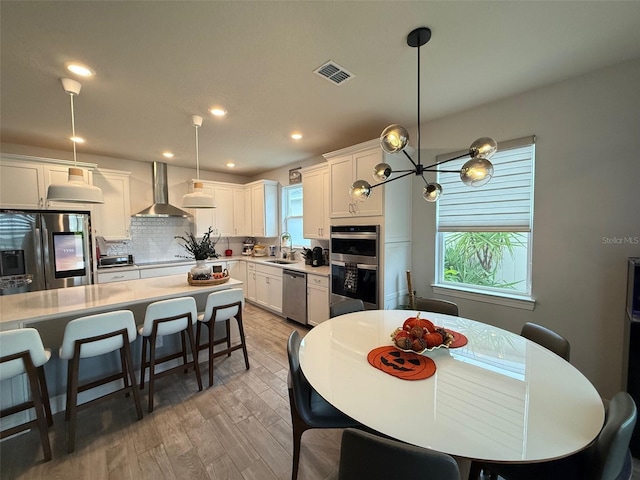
{"left": 175, "top": 227, "right": 220, "bottom": 280}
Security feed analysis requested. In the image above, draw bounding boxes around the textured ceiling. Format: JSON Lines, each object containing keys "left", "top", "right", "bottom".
{"left": 2, "top": 1, "right": 640, "bottom": 177}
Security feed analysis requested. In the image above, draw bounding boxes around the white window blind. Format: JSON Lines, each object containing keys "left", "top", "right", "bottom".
{"left": 436, "top": 136, "right": 535, "bottom": 232}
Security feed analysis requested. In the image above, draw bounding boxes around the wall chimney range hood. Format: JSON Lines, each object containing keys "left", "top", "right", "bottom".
{"left": 133, "top": 162, "right": 191, "bottom": 217}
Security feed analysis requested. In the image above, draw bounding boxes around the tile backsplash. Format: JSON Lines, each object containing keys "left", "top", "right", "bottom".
{"left": 129, "top": 217, "right": 193, "bottom": 263}
{"left": 102, "top": 217, "right": 247, "bottom": 263}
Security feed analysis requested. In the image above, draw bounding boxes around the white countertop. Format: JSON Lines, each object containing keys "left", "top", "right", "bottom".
{"left": 98, "top": 255, "right": 331, "bottom": 277}
{"left": 299, "top": 310, "right": 604, "bottom": 463}
{"left": 0, "top": 275, "right": 242, "bottom": 330}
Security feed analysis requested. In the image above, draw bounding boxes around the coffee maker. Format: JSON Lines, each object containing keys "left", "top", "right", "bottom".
{"left": 312, "top": 246, "right": 324, "bottom": 267}
{"left": 242, "top": 238, "right": 255, "bottom": 256}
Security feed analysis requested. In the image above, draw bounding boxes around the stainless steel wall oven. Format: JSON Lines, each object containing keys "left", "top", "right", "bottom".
{"left": 330, "top": 225, "right": 379, "bottom": 309}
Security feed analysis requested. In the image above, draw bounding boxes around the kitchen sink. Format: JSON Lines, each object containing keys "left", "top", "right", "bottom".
{"left": 264, "top": 259, "right": 298, "bottom": 264}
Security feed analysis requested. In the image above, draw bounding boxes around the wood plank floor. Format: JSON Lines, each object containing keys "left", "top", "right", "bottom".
{"left": 2, "top": 303, "right": 640, "bottom": 480}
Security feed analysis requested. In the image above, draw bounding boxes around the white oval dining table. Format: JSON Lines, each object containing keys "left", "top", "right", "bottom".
{"left": 298, "top": 310, "right": 605, "bottom": 464}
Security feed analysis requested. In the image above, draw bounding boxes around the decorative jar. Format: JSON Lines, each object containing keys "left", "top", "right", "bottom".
{"left": 190, "top": 260, "right": 211, "bottom": 280}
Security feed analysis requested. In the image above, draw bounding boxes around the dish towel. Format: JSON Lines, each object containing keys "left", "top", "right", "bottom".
{"left": 344, "top": 263, "right": 358, "bottom": 294}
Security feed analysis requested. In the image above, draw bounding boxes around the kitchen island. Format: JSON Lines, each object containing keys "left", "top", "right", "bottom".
{"left": 0, "top": 274, "right": 242, "bottom": 330}
{"left": 0, "top": 275, "right": 243, "bottom": 416}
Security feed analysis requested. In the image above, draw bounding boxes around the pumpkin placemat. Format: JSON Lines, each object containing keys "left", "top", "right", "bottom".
{"left": 367, "top": 346, "right": 436, "bottom": 380}
{"left": 447, "top": 329, "right": 468, "bottom": 348}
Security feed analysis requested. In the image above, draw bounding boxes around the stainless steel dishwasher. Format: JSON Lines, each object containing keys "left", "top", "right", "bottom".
{"left": 283, "top": 269, "right": 307, "bottom": 325}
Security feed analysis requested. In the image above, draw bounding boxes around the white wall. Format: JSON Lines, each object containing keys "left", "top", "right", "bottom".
{"left": 411, "top": 58, "right": 640, "bottom": 399}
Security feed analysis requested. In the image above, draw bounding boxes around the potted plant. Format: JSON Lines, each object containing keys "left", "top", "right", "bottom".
{"left": 175, "top": 227, "right": 220, "bottom": 279}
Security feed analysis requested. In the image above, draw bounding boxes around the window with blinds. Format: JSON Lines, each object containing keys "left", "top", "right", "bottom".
{"left": 435, "top": 136, "right": 535, "bottom": 297}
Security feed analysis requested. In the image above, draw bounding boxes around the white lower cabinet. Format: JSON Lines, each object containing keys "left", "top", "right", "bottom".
{"left": 246, "top": 262, "right": 257, "bottom": 301}
{"left": 253, "top": 263, "right": 283, "bottom": 314}
{"left": 307, "top": 274, "right": 329, "bottom": 326}
{"left": 97, "top": 269, "right": 140, "bottom": 283}
{"left": 227, "top": 260, "right": 246, "bottom": 296}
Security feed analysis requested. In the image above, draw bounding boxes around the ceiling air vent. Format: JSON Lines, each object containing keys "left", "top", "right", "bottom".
{"left": 314, "top": 61, "right": 354, "bottom": 86}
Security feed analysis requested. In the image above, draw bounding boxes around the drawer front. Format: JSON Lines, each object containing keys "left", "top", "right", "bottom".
{"left": 97, "top": 269, "right": 140, "bottom": 283}
{"left": 307, "top": 274, "right": 329, "bottom": 288}
{"left": 247, "top": 262, "right": 256, "bottom": 271}
{"left": 255, "top": 263, "right": 281, "bottom": 277}
{"left": 139, "top": 265, "right": 191, "bottom": 278}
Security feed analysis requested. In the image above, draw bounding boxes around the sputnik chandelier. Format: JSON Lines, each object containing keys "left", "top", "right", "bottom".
{"left": 349, "top": 27, "right": 497, "bottom": 203}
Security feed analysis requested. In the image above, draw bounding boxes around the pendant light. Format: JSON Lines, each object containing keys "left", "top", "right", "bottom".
{"left": 47, "top": 78, "right": 104, "bottom": 204}
{"left": 182, "top": 115, "right": 215, "bottom": 208}
{"left": 349, "top": 27, "right": 497, "bottom": 203}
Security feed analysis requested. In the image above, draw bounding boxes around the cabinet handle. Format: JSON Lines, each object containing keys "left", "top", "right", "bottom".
{"left": 114, "top": 275, "right": 124, "bottom": 279}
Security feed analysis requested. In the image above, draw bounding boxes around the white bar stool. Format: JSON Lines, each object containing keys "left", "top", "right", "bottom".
{"left": 138, "top": 296, "right": 203, "bottom": 412}
{"left": 0, "top": 328, "right": 53, "bottom": 462}
{"left": 195, "top": 288, "right": 249, "bottom": 387}
{"left": 59, "top": 310, "right": 143, "bottom": 453}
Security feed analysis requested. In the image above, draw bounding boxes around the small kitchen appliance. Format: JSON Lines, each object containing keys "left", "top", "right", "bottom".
{"left": 98, "top": 255, "right": 134, "bottom": 268}
{"left": 242, "top": 238, "right": 255, "bottom": 256}
{"left": 312, "top": 247, "right": 324, "bottom": 267}
{"left": 269, "top": 245, "right": 277, "bottom": 256}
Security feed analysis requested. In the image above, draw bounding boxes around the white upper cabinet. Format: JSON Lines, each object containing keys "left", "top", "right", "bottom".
{"left": 189, "top": 180, "right": 234, "bottom": 238}
{"left": 212, "top": 183, "right": 234, "bottom": 237}
{"left": 0, "top": 155, "right": 96, "bottom": 210}
{"left": 232, "top": 185, "right": 249, "bottom": 237}
{"left": 92, "top": 168, "right": 132, "bottom": 240}
{"left": 188, "top": 179, "right": 277, "bottom": 239}
{"left": 301, "top": 163, "right": 330, "bottom": 239}
{"left": 246, "top": 180, "right": 278, "bottom": 238}
{"left": 325, "top": 143, "right": 384, "bottom": 218}
{"left": 0, "top": 158, "right": 44, "bottom": 209}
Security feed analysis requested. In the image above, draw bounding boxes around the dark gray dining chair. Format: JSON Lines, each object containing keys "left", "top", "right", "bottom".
{"left": 287, "top": 330, "right": 361, "bottom": 480}
{"left": 330, "top": 298, "right": 364, "bottom": 318}
{"left": 338, "top": 428, "right": 460, "bottom": 480}
{"left": 415, "top": 297, "right": 459, "bottom": 316}
{"left": 472, "top": 391, "right": 637, "bottom": 480}
{"left": 521, "top": 322, "right": 570, "bottom": 361}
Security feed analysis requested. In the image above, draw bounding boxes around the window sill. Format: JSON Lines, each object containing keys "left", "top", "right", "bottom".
{"left": 431, "top": 284, "right": 536, "bottom": 311}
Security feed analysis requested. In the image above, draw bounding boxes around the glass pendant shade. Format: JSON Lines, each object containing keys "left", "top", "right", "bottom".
{"left": 349, "top": 180, "right": 372, "bottom": 201}
{"left": 373, "top": 163, "right": 392, "bottom": 182}
{"left": 422, "top": 182, "right": 442, "bottom": 202}
{"left": 469, "top": 137, "right": 498, "bottom": 160}
{"left": 182, "top": 181, "right": 215, "bottom": 208}
{"left": 380, "top": 124, "right": 409, "bottom": 154}
{"left": 460, "top": 157, "right": 494, "bottom": 187}
{"left": 47, "top": 167, "right": 104, "bottom": 203}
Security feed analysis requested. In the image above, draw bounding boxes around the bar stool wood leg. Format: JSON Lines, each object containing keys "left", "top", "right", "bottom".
{"left": 36, "top": 365, "right": 53, "bottom": 426}
{"left": 59, "top": 312, "right": 143, "bottom": 453}
{"left": 196, "top": 290, "right": 249, "bottom": 388}
{"left": 138, "top": 298, "right": 203, "bottom": 413}
{"left": 0, "top": 346, "right": 52, "bottom": 462}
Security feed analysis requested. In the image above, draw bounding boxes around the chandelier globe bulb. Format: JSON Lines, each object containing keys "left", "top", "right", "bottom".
{"left": 422, "top": 182, "right": 442, "bottom": 202}
{"left": 349, "top": 180, "right": 372, "bottom": 201}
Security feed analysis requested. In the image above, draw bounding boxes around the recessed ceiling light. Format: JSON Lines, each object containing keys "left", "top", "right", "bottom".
{"left": 162, "top": 152, "right": 174, "bottom": 158}
{"left": 210, "top": 106, "right": 227, "bottom": 117}
{"left": 291, "top": 132, "right": 303, "bottom": 140}
{"left": 70, "top": 136, "right": 85, "bottom": 143}
{"left": 66, "top": 63, "right": 95, "bottom": 77}
{"left": 226, "top": 162, "right": 235, "bottom": 168}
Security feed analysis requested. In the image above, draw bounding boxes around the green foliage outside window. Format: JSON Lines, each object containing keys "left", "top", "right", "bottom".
{"left": 443, "top": 232, "right": 526, "bottom": 289}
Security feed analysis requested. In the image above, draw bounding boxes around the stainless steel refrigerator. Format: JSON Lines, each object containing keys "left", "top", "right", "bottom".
{"left": 0, "top": 210, "right": 92, "bottom": 293}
